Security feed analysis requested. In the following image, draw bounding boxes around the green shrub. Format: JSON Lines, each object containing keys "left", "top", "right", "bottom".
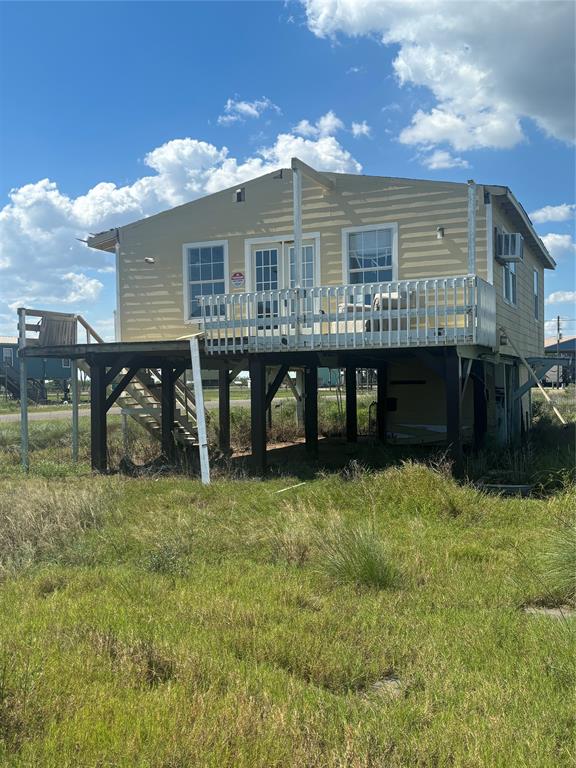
{"left": 317, "top": 521, "right": 397, "bottom": 589}
{"left": 540, "top": 516, "right": 576, "bottom": 605}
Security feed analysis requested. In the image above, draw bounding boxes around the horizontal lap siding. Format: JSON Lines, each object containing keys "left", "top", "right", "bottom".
{"left": 492, "top": 203, "right": 544, "bottom": 358}
{"left": 117, "top": 172, "right": 485, "bottom": 342}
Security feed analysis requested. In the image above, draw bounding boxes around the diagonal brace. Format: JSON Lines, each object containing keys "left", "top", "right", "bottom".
{"left": 106, "top": 367, "right": 139, "bottom": 412}
{"left": 265, "top": 365, "right": 290, "bottom": 410}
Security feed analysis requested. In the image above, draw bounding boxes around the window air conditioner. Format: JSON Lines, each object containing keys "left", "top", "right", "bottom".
{"left": 496, "top": 232, "right": 524, "bottom": 263}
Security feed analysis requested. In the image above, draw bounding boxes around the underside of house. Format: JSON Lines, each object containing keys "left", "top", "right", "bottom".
{"left": 17, "top": 159, "right": 558, "bottom": 477}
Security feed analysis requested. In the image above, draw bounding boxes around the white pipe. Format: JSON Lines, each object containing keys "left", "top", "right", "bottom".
{"left": 467, "top": 180, "right": 476, "bottom": 275}
{"left": 292, "top": 165, "right": 302, "bottom": 289}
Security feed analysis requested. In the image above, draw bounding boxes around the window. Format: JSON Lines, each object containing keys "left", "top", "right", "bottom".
{"left": 289, "top": 244, "right": 315, "bottom": 287}
{"left": 344, "top": 226, "right": 395, "bottom": 285}
{"left": 533, "top": 269, "right": 539, "bottom": 320}
{"left": 503, "top": 260, "right": 517, "bottom": 306}
{"left": 184, "top": 241, "right": 227, "bottom": 319}
{"left": 254, "top": 248, "right": 279, "bottom": 291}
{"left": 2, "top": 348, "right": 13, "bottom": 366}
{"left": 61, "top": 358, "right": 71, "bottom": 368}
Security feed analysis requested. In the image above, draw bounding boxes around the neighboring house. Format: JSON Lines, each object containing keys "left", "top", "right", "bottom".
{"left": 87, "top": 161, "right": 554, "bottom": 446}
{"left": 544, "top": 335, "right": 576, "bottom": 385}
{"left": 20, "top": 159, "right": 556, "bottom": 474}
{"left": 1, "top": 335, "right": 72, "bottom": 401}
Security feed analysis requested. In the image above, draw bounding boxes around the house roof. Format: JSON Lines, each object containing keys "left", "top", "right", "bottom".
{"left": 545, "top": 335, "right": 576, "bottom": 352}
{"left": 87, "top": 161, "right": 555, "bottom": 269}
{"left": 0, "top": 336, "right": 17, "bottom": 345}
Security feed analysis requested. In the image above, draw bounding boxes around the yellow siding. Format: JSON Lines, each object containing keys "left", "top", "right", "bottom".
{"left": 492, "top": 201, "right": 545, "bottom": 358}
{"left": 117, "top": 171, "right": 490, "bottom": 342}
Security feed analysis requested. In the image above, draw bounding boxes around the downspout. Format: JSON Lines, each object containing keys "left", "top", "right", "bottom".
{"left": 114, "top": 228, "right": 122, "bottom": 342}
{"left": 467, "top": 180, "right": 476, "bottom": 275}
{"left": 291, "top": 160, "right": 302, "bottom": 340}
{"left": 292, "top": 160, "right": 302, "bottom": 289}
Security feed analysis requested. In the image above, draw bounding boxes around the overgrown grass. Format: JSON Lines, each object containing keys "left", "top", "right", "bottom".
{"left": 316, "top": 520, "right": 397, "bottom": 588}
{"left": 539, "top": 514, "right": 576, "bottom": 606}
{"left": 0, "top": 391, "right": 574, "bottom": 765}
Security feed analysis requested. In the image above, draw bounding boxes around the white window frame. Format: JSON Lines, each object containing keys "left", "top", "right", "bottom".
{"left": 244, "top": 233, "right": 321, "bottom": 292}
{"left": 341, "top": 223, "right": 399, "bottom": 285}
{"left": 499, "top": 225, "right": 518, "bottom": 308}
{"left": 61, "top": 358, "right": 71, "bottom": 368}
{"left": 182, "top": 240, "right": 229, "bottom": 324}
{"left": 533, "top": 268, "right": 539, "bottom": 321}
{"left": 2, "top": 347, "right": 14, "bottom": 366}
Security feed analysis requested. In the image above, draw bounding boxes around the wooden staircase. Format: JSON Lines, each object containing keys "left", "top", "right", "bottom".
{"left": 21, "top": 309, "right": 202, "bottom": 450}
{"left": 0, "top": 360, "right": 46, "bottom": 403}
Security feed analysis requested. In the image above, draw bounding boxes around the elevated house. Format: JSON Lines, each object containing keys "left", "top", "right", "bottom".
{"left": 1, "top": 335, "right": 72, "bottom": 402}
{"left": 18, "top": 159, "right": 557, "bottom": 475}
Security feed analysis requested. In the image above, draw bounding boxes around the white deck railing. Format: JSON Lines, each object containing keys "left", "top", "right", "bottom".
{"left": 199, "top": 275, "right": 496, "bottom": 354}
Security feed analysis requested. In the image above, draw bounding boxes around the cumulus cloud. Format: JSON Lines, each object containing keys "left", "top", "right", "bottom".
{"left": 294, "top": 110, "right": 345, "bottom": 138}
{"left": 545, "top": 290, "right": 576, "bottom": 305}
{"left": 302, "top": 0, "right": 575, "bottom": 155}
{"left": 530, "top": 203, "right": 575, "bottom": 224}
{"left": 0, "top": 130, "right": 361, "bottom": 332}
{"left": 420, "top": 149, "right": 469, "bottom": 170}
{"left": 217, "top": 97, "right": 281, "bottom": 126}
{"left": 541, "top": 233, "right": 576, "bottom": 260}
{"left": 351, "top": 120, "right": 371, "bottom": 138}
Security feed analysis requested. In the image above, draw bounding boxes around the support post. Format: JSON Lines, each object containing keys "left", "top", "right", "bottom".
{"left": 218, "top": 367, "right": 231, "bottom": 456}
{"left": 294, "top": 369, "right": 305, "bottom": 428}
{"left": 467, "top": 180, "right": 476, "bottom": 275}
{"left": 71, "top": 359, "right": 79, "bottom": 462}
{"left": 249, "top": 357, "right": 267, "bottom": 474}
{"left": 90, "top": 362, "right": 107, "bottom": 473}
{"left": 345, "top": 365, "right": 357, "bottom": 442}
{"left": 190, "top": 337, "right": 210, "bottom": 484}
{"left": 17, "top": 308, "right": 28, "bottom": 472}
{"left": 472, "top": 362, "right": 487, "bottom": 452}
{"left": 376, "top": 364, "right": 388, "bottom": 442}
{"left": 445, "top": 349, "right": 463, "bottom": 477}
{"left": 161, "top": 366, "right": 175, "bottom": 461}
{"left": 304, "top": 364, "right": 318, "bottom": 455}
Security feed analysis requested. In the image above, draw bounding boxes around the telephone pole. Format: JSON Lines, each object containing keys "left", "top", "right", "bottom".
{"left": 556, "top": 315, "right": 561, "bottom": 388}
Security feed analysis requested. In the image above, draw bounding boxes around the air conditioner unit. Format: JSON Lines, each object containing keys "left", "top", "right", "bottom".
{"left": 496, "top": 232, "right": 524, "bottom": 263}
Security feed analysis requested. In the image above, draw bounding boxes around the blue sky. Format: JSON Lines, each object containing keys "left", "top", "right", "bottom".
{"left": 1, "top": 0, "right": 574, "bottom": 340}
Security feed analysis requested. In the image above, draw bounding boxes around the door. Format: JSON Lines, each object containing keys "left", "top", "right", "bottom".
{"left": 250, "top": 239, "right": 317, "bottom": 320}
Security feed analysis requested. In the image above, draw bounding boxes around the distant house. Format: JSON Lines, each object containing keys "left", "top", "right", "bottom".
{"left": 0, "top": 335, "right": 72, "bottom": 401}
{"left": 544, "top": 335, "right": 576, "bottom": 385}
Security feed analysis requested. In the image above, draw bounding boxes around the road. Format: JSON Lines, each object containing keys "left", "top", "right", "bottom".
{"left": 0, "top": 395, "right": 345, "bottom": 424}
{"left": 0, "top": 399, "right": 251, "bottom": 423}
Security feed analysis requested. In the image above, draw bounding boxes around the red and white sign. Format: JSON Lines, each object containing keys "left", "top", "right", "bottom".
{"left": 231, "top": 271, "right": 245, "bottom": 289}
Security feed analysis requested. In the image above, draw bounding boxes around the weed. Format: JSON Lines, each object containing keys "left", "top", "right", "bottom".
{"left": 316, "top": 520, "right": 398, "bottom": 589}
{"left": 540, "top": 515, "right": 576, "bottom": 606}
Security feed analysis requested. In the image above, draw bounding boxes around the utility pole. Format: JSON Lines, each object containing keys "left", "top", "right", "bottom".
{"left": 556, "top": 315, "right": 561, "bottom": 388}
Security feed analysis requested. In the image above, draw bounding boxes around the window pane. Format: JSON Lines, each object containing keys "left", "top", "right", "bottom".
{"left": 200, "top": 263, "right": 212, "bottom": 281}
{"left": 377, "top": 229, "right": 392, "bottom": 248}
{"left": 189, "top": 264, "right": 200, "bottom": 282}
{"left": 349, "top": 228, "right": 393, "bottom": 285}
{"left": 256, "top": 251, "right": 263, "bottom": 267}
{"left": 200, "top": 247, "right": 212, "bottom": 263}
{"left": 213, "top": 261, "right": 224, "bottom": 280}
{"left": 349, "top": 233, "right": 361, "bottom": 251}
{"left": 212, "top": 246, "right": 223, "bottom": 262}
{"left": 189, "top": 248, "right": 200, "bottom": 265}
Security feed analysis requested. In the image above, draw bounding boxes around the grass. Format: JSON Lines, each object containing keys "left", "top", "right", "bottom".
{"left": 0, "top": 390, "right": 574, "bottom": 765}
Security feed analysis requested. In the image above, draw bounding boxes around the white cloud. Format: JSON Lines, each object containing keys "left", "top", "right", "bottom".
{"left": 545, "top": 291, "right": 576, "bottom": 305}
{"left": 351, "top": 120, "right": 371, "bottom": 138}
{"left": 420, "top": 149, "right": 469, "bottom": 170}
{"left": 541, "top": 233, "right": 576, "bottom": 260}
{"left": 303, "top": 0, "right": 575, "bottom": 155}
{"left": 294, "top": 110, "right": 345, "bottom": 138}
{"left": 530, "top": 203, "right": 575, "bottom": 224}
{"left": 217, "top": 97, "right": 280, "bottom": 126}
{"left": 60, "top": 272, "right": 103, "bottom": 303}
{"left": 0, "top": 130, "right": 361, "bottom": 333}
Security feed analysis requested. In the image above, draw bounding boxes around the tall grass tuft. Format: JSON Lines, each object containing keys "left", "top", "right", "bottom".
{"left": 0, "top": 480, "right": 114, "bottom": 577}
{"left": 540, "top": 515, "right": 576, "bottom": 606}
{"left": 317, "top": 521, "right": 397, "bottom": 589}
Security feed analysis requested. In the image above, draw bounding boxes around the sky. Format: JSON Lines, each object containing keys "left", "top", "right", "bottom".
{"left": 0, "top": 0, "right": 574, "bottom": 341}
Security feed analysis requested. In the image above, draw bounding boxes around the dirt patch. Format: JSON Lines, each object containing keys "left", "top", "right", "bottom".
{"left": 523, "top": 605, "right": 576, "bottom": 619}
